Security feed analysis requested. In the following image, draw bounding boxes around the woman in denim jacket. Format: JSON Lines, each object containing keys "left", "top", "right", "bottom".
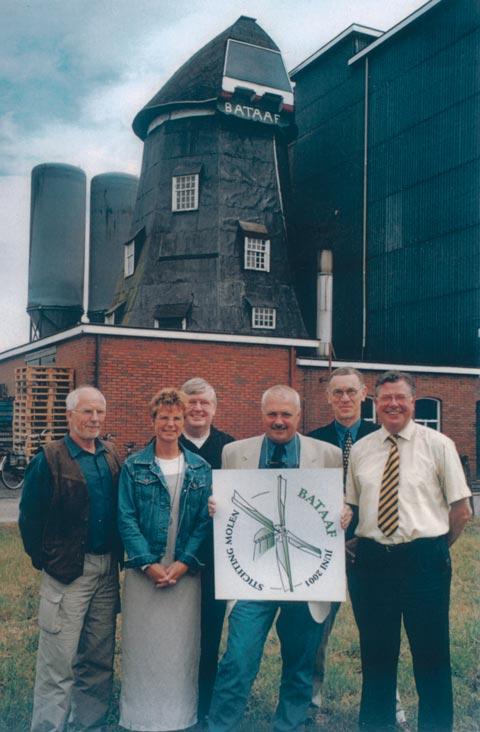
{"left": 118, "top": 388, "right": 211, "bottom": 731}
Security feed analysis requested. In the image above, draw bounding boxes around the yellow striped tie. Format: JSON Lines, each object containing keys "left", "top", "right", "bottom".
{"left": 378, "top": 435, "right": 399, "bottom": 536}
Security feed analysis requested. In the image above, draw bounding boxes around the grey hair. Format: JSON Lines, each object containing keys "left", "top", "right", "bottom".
{"left": 180, "top": 377, "right": 217, "bottom": 405}
{"left": 66, "top": 386, "right": 106, "bottom": 411}
{"left": 261, "top": 385, "right": 301, "bottom": 411}
{"left": 375, "top": 371, "right": 416, "bottom": 396}
{"left": 327, "top": 367, "right": 365, "bottom": 386}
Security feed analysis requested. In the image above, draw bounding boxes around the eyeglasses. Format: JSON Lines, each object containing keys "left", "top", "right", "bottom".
{"left": 329, "top": 388, "right": 361, "bottom": 400}
{"left": 376, "top": 394, "right": 411, "bottom": 404}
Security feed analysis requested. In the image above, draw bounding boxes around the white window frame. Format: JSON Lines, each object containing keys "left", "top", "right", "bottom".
{"left": 415, "top": 398, "right": 441, "bottom": 430}
{"left": 244, "top": 237, "right": 270, "bottom": 271}
{"left": 252, "top": 306, "right": 276, "bottom": 329}
{"left": 154, "top": 317, "right": 187, "bottom": 331}
{"left": 124, "top": 241, "right": 135, "bottom": 277}
{"left": 172, "top": 174, "right": 199, "bottom": 212}
{"left": 362, "top": 396, "right": 377, "bottom": 424}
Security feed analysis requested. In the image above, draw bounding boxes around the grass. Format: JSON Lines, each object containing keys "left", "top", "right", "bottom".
{"left": 0, "top": 521, "right": 479, "bottom": 731}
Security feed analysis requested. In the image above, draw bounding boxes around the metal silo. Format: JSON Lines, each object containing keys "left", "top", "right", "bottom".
{"left": 88, "top": 173, "right": 139, "bottom": 322}
{"left": 28, "top": 163, "right": 86, "bottom": 339}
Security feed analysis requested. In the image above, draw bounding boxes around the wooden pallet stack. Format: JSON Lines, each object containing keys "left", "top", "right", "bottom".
{"left": 13, "top": 366, "right": 74, "bottom": 459}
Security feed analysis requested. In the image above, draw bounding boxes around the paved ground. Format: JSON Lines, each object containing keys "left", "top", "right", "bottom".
{"left": 0, "top": 482, "right": 21, "bottom": 523}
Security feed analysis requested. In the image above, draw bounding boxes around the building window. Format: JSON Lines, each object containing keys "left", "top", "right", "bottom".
{"left": 154, "top": 317, "right": 187, "bottom": 331}
{"left": 252, "top": 306, "right": 276, "bottom": 329}
{"left": 172, "top": 174, "right": 199, "bottom": 212}
{"left": 244, "top": 237, "right": 270, "bottom": 271}
{"left": 25, "top": 347, "right": 57, "bottom": 366}
{"left": 361, "top": 396, "right": 376, "bottom": 424}
{"left": 124, "top": 241, "right": 135, "bottom": 277}
{"left": 104, "top": 301, "right": 126, "bottom": 326}
{"left": 415, "top": 398, "right": 441, "bottom": 430}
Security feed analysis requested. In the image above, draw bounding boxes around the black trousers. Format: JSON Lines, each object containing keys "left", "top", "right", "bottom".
{"left": 349, "top": 536, "right": 453, "bottom": 732}
{"left": 198, "top": 553, "right": 227, "bottom": 720}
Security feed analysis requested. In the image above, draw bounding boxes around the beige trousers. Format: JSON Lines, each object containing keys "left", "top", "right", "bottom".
{"left": 31, "top": 553, "right": 119, "bottom": 732}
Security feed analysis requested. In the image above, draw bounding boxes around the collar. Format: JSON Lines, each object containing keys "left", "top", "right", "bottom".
{"left": 183, "top": 429, "right": 211, "bottom": 447}
{"left": 265, "top": 435, "right": 297, "bottom": 450}
{"left": 132, "top": 439, "right": 206, "bottom": 470}
{"left": 334, "top": 418, "right": 362, "bottom": 442}
{"left": 64, "top": 434, "right": 105, "bottom": 458}
{"left": 379, "top": 419, "right": 416, "bottom": 443}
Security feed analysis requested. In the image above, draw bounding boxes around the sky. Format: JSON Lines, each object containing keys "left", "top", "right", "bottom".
{"left": 0, "top": 0, "right": 428, "bottom": 351}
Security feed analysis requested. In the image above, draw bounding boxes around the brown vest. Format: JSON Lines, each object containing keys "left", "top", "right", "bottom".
{"left": 42, "top": 439, "right": 121, "bottom": 584}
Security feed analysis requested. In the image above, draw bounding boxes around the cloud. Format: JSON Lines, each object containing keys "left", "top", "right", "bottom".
{"left": 0, "top": 176, "right": 30, "bottom": 351}
{"left": 0, "top": 0, "right": 428, "bottom": 350}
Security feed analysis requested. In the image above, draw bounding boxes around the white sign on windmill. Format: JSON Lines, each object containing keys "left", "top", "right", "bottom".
{"left": 212, "top": 468, "right": 345, "bottom": 601}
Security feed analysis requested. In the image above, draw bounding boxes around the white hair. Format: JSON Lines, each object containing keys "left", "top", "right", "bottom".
{"left": 180, "top": 377, "right": 217, "bottom": 406}
{"left": 261, "top": 385, "right": 301, "bottom": 411}
{"left": 66, "top": 386, "right": 106, "bottom": 411}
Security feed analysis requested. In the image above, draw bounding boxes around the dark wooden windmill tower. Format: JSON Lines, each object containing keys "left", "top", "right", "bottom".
{"left": 110, "top": 16, "right": 307, "bottom": 337}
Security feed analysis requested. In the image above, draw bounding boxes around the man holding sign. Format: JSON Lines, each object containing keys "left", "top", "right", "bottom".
{"left": 208, "top": 385, "right": 351, "bottom": 732}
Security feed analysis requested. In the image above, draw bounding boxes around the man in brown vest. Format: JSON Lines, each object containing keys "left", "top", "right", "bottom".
{"left": 19, "top": 385, "right": 122, "bottom": 732}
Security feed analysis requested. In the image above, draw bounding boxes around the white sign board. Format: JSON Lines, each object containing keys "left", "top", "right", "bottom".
{"left": 213, "top": 468, "right": 345, "bottom": 602}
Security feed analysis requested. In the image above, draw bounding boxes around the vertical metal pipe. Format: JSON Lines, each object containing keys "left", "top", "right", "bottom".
{"left": 361, "top": 57, "right": 369, "bottom": 357}
{"left": 316, "top": 250, "right": 333, "bottom": 357}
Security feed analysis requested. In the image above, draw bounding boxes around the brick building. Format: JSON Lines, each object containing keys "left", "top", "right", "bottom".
{"left": 0, "top": 324, "right": 477, "bottom": 477}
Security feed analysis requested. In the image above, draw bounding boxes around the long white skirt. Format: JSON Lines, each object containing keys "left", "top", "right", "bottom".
{"left": 120, "top": 567, "right": 201, "bottom": 731}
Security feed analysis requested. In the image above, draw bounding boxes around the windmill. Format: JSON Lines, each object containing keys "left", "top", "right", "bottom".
{"left": 232, "top": 475, "right": 323, "bottom": 592}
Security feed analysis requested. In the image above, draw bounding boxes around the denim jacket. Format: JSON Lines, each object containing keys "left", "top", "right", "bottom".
{"left": 118, "top": 442, "right": 212, "bottom": 571}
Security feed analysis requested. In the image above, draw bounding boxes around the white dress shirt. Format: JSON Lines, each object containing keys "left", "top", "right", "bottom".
{"left": 346, "top": 420, "right": 471, "bottom": 544}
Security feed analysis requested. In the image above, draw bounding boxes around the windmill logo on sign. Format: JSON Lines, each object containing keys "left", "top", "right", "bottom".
{"left": 232, "top": 475, "right": 323, "bottom": 592}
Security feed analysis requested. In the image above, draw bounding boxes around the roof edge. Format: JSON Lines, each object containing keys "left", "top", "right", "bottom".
{"left": 290, "top": 24, "right": 383, "bottom": 78}
{"left": 0, "top": 324, "right": 320, "bottom": 362}
{"left": 348, "top": 0, "right": 443, "bottom": 65}
{"left": 297, "top": 358, "right": 480, "bottom": 377}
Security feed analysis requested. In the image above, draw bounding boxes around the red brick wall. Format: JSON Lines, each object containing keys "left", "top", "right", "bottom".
{"left": 0, "top": 355, "right": 26, "bottom": 395}
{"left": 95, "top": 336, "right": 292, "bottom": 452}
{"left": 0, "top": 334, "right": 477, "bottom": 476}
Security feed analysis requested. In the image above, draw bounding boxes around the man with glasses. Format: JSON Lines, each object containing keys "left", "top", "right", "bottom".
{"left": 19, "top": 386, "right": 122, "bottom": 732}
{"left": 308, "top": 368, "right": 388, "bottom": 723}
{"left": 347, "top": 371, "right": 471, "bottom": 731}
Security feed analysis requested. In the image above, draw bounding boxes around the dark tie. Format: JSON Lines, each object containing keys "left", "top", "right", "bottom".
{"left": 378, "top": 435, "right": 400, "bottom": 536}
{"left": 269, "top": 443, "right": 286, "bottom": 469}
{"left": 342, "top": 430, "right": 353, "bottom": 486}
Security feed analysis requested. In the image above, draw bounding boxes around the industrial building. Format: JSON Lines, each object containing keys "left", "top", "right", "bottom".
{"left": 0, "top": 0, "right": 478, "bottom": 480}
{"left": 290, "top": 0, "right": 479, "bottom": 367}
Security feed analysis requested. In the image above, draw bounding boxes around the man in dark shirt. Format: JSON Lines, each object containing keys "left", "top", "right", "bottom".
{"left": 179, "top": 378, "right": 234, "bottom": 724}
{"left": 19, "top": 386, "right": 121, "bottom": 732}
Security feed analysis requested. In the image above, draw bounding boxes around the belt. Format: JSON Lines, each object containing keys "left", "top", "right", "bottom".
{"left": 359, "top": 535, "right": 447, "bottom": 553}
{"left": 88, "top": 549, "right": 112, "bottom": 556}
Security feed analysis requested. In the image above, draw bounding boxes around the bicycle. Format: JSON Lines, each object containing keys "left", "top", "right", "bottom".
{"left": 0, "top": 429, "right": 51, "bottom": 491}
{"left": 0, "top": 450, "right": 27, "bottom": 490}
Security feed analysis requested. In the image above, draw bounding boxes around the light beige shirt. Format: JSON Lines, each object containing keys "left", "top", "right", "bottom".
{"left": 346, "top": 420, "right": 471, "bottom": 544}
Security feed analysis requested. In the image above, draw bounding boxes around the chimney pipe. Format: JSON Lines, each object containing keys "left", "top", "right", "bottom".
{"left": 316, "top": 249, "right": 333, "bottom": 356}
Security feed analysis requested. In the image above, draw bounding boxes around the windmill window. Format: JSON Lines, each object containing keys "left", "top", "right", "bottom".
{"left": 252, "top": 306, "right": 276, "bottom": 329}
{"left": 124, "top": 241, "right": 135, "bottom": 277}
{"left": 245, "top": 237, "right": 270, "bottom": 271}
{"left": 104, "top": 301, "right": 126, "bottom": 326}
{"left": 172, "top": 174, "right": 199, "bottom": 212}
{"left": 154, "top": 317, "right": 187, "bottom": 330}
